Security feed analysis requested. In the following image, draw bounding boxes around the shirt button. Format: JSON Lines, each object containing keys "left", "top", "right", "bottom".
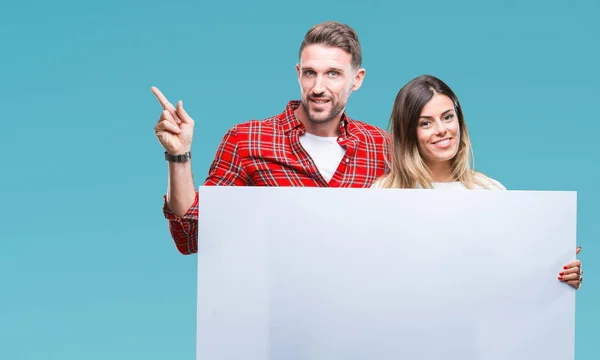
{"left": 338, "top": 137, "right": 344, "bottom": 142}
{"left": 345, "top": 158, "right": 349, "bottom": 163}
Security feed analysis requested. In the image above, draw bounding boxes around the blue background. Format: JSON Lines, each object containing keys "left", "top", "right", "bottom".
{"left": 1, "top": 0, "right": 598, "bottom": 358}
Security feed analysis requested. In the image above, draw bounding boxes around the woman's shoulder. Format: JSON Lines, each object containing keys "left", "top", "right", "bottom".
{"left": 371, "top": 177, "right": 385, "bottom": 188}
{"left": 472, "top": 172, "right": 506, "bottom": 190}
{"left": 372, "top": 172, "right": 506, "bottom": 190}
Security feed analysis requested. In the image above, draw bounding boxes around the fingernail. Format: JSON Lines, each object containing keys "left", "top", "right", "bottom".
{"left": 563, "top": 266, "right": 568, "bottom": 269}
{"left": 558, "top": 276, "right": 563, "bottom": 280}
{"left": 560, "top": 272, "right": 564, "bottom": 276}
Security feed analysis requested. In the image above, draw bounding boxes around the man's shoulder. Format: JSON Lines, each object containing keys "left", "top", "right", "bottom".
{"left": 229, "top": 115, "right": 283, "bottom": 135}
{"left": 347, "top": 118, "right": 390, "bottom": 140}
{"left": 217, "top": 111, "right": 285, "bottom": 138}
{"left": 227, "top": 102, "right": 297, "bottom": 134}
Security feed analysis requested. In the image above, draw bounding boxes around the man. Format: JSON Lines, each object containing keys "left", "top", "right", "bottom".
{"left": 152, "top": 21, "right": 390, "bottom": 255}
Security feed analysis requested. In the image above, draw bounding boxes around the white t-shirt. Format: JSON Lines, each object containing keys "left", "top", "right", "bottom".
{"left": 371, "top": 174, "right": 506, "bottom": 190}
{"left": 299, "top": 132, "right": 346, "bottom": 183}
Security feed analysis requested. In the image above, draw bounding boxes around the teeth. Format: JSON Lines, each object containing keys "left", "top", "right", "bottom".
{"left": 435, "top": 139, "right": 449, "bottom": 145}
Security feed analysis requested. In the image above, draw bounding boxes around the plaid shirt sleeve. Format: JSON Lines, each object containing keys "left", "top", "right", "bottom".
{"left": 162, "top": 193, "right": 199, "bottom": 255}
{"left": 162, "top": 126, "right": 248, "bottom": 255}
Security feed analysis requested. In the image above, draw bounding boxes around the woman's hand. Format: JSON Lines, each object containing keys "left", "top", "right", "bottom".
{"left": 559, "top": 246, "right": 583, "bottom": 289}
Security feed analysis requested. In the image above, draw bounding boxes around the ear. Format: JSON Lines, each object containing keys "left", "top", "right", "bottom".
{"left": 352, "top": 67, "right": 366, "bottom": 91}
{"left": 296, "top": 63, "right": 301, "bottom": 78}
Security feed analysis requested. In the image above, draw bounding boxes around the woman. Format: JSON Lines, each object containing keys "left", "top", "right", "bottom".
{"left": 374, "top": 74, "right": 583, "bottom": 289}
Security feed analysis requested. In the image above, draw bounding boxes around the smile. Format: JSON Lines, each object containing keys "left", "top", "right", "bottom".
{"left": 432, "top": 138, "right": 452, "bottom": 147}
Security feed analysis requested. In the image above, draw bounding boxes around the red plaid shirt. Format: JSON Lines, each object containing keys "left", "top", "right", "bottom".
{"left": 163, "top": 100, "right": 390, "bottom": 254}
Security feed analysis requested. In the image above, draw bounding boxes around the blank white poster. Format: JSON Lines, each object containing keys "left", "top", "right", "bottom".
{"left": 196, "top": 186, "right": 577, "bottom": 360}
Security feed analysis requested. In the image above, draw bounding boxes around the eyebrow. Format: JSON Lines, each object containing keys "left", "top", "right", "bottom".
{"left": 419, "top": 108, "right": 454, "bottom": 119}
{"left": 301, "top": 66, "right": 345, "bottom": 73}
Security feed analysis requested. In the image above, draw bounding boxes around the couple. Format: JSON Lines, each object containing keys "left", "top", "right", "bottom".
{"left": 152, "top": 21, "right": 583, "bottom": 289}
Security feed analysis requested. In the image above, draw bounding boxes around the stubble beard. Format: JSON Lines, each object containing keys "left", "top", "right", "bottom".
{"left": 301, "top": 97, "right": 346, "bottom": 125}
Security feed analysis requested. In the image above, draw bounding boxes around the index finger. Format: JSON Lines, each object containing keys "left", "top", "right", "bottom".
{"left": 563, "top": 259, "right": 581, "bottom": 269}
{"left": 151, "top": 86, "right": 175, "bottom": 111}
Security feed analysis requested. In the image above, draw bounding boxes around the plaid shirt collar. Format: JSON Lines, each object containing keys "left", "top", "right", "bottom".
{"left": 280, "top": 100, "right": 351, "bottom": 138}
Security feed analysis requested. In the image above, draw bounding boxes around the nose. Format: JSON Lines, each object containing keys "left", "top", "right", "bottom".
{"left": 434, "top": 120, "right": 447, "bottom": 135}
{"left": 312, "top": 75, "right": 326, "bottom": 95}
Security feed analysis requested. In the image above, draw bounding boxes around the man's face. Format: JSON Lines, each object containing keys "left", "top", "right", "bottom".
{"left": 296, "top": 44, "right": 365, "bottom": 125}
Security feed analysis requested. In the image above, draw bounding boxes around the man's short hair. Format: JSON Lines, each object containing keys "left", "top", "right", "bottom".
{"left": 299, "top": 21, "right": 362, "bottom": 69}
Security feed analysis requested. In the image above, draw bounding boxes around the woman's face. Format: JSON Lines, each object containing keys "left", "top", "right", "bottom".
{"left": 415, "top": 93, "right": 460, "bottom": 166}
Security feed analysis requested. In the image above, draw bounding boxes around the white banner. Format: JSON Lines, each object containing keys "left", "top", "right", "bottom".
{"left": 196, "top": 186, "right": 577, "bottom": 360}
